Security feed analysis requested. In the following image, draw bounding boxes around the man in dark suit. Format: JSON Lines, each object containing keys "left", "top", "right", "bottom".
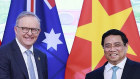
{"left": 0, "top": 11, "right": 48, "bottom": 79}
{"left": 85, "top": 29, "right": 140, "bottom": 79}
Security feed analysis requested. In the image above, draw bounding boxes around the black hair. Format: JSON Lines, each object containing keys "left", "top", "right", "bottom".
{"left": 101, "top": 29, "right": 128, "bottom": 47}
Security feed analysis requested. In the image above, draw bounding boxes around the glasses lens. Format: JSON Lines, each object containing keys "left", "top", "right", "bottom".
{"left": 17, "top": 26, "right": 39, "bottom": 34}
{"left": 31, "top": 28, "right": 39, "bottom": 34}
{"left": 22, "top": 27, "right": 29, "bottom": 33}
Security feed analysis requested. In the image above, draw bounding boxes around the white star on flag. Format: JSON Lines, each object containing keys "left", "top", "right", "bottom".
{"left": 42, "top": 29, "right": 63, "bottom": 51}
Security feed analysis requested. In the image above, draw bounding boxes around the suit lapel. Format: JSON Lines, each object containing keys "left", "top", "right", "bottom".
{"left": 100, "top": 63, "right": 106, "bottom": 79}
{"left": 12, "top": 40, "right": 29, "bottom": 79}
{"left": 99, "top": 67, "right": 104, "bottom": 79}
{"left": 98, "top": 62, "right": 108, "bottom": 79}
{"left": 34, "top": 48, "right": 43, "bottom": 79}
{"left": 121, "top": 59, "right": 133, "bottom": 79}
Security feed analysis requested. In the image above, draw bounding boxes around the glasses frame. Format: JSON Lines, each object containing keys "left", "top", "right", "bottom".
{"left": 104, "top": 42, "right": 125, "bottom": 51}
{"left": 17, "top": 26, "right": 40, "bottom": 34}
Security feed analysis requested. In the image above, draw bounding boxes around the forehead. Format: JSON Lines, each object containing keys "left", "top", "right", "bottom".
{"left": 19, "top": 16, "right": 38, "bottom": 22}
{"left": 18, "top": 16, "right": 39, "bottom": 27}
{"left": 104, "top": 35, "right": 123, "bottom": 44}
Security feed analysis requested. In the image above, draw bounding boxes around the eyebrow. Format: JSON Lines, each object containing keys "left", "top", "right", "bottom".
{"left": 104, "top": 42, "right": 123, "bottom": 45}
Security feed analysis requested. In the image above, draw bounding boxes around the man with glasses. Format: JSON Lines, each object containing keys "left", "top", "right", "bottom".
{"left": 86, "top": 29, "right": 140, "bottom": 79}
{"left": 0, "top": 11, "right": 48, "bottom": 79}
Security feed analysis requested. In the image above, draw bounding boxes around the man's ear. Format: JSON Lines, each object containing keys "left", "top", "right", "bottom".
{"left": 14, "top": 26, "right": 18, "bottom": 34}
{"left": 125, "top": 43, "right": 128, "bottom": 53}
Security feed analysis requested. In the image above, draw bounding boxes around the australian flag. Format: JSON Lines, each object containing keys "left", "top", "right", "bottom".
{"left": 2, "top": 0, "right": 69, "bottom": 79}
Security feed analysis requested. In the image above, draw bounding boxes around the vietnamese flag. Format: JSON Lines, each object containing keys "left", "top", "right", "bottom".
{"left": 65, "top": 0, "right": 140, "bottom": 79}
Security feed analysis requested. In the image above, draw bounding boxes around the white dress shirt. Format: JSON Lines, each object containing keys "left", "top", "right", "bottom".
{"left": 104, "top": 57, "right": 127, "bottom": 79}
{"left": 16, "top": 38, "right": 39, "bottom": 79}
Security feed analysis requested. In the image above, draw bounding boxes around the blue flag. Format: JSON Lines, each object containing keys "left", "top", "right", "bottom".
{"left": 35, "top": 0, "right": 69, "bottom": 79}
{"left": 2, "top": 0, "right": 26, "bottom": 44}
{"left": 2, "top": 0, "right": 69, "bottom": 79}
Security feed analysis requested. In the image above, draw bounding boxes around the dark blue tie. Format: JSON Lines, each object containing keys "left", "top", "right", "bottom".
{"left": 26, "top": 50, "right": 36, "bottom": 79}
{"left": 112, "top": 66, "right": 119, "bottom": 79}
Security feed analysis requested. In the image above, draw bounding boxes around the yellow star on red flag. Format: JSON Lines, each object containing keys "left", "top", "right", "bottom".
{"left": 65, "top": 0, "right": 140, "bottom": 79}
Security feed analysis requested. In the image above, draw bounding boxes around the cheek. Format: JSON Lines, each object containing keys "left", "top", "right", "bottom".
{"left": 118, "top": 49, "right": 126, "bottom": 56}
{"left": 104, "top": 51, "right": 109, "bottom": 57}
{"left": 17, "top": 33, "right": 23, "bottom": 39}
{"left": 104, "top": 49, "right": 110, "bottom": 54}
{"left": 34, "top": 34, "right": 39, "bottom": 39}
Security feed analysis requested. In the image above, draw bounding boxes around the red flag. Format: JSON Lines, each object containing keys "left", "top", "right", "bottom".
{"left": 0, "top": 40, "right": 1, "bottom": 46}
{"left": 65, "top": 0, "right": 140, "bottom": 79}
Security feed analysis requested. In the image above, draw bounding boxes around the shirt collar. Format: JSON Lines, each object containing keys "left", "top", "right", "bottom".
{"left": 16, "top": 38, "right": 33, "bottom": 54}
{"left": 105, "top": 57, "right": 127, "bottom": 72}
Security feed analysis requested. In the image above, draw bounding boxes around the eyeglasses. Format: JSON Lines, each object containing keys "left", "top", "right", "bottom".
{"left": 104, "top": 42, "right": 125, "bottom": 50}
{"left": 17, "top": 26, "right": 40, "bottom": 34}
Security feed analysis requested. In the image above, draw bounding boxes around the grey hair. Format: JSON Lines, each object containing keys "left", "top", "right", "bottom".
{"left": 15, "top": 11, "right": 40, "bottom": 26}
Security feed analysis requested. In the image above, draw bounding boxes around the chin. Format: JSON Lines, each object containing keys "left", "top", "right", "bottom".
{"left": 24, "top": 43, "right": 34, "bottom": 46}
{"left": 109, "top": 58, "right": 119, "bottom": 61}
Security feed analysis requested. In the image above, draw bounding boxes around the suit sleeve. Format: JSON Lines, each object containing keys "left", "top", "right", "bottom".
{"left": 0, "top": 51, "right": 11, "bottom": 79}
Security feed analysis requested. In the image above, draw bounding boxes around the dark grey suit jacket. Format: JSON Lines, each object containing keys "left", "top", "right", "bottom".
{"left": 85, "top": 58, "right": 140, "bottom": 79}
{"left": 0, "top": 40, "right": 48, "bottom": 79}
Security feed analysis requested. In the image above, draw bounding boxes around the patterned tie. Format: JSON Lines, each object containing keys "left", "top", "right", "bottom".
{"left": 112, "top": 66, "right": 119, "bottom": 79}
{"left": 25, "top": 50, "right": 36, "bottom": 79}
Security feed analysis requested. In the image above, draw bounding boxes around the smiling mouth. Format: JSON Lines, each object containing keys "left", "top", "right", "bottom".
{"left": 110, "top": 53, "right": 118, "bottom": 57}
{"left": 25, "top": 37, "right": 33, "bottom": 39}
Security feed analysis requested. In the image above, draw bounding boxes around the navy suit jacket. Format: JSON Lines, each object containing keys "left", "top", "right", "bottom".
{"left": 86, "top": 58, "right": 140, "bottom": 79}
{"left": 0, "top": 40, "right": 48, "bottom": 79}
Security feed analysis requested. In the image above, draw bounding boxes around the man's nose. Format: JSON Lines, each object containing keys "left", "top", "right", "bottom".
{"left": 27, "top": 29, "right": 32, "bottom": 35}
{"left": 109, "top": 46, "right": 117, "bottom": 51}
